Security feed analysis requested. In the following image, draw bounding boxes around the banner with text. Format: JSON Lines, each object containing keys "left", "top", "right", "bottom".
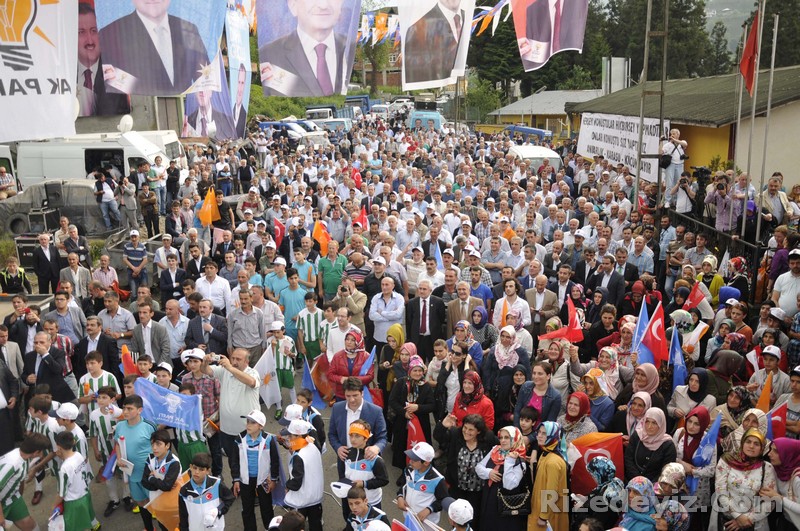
{"left": 576, "top": 113, "right": 670, "bottom": 182}
{"left": 134, "top": 378, "right": 203, "bottom": 432}
{"left": 0, "top": 0, "right": 78, "bottom": 142}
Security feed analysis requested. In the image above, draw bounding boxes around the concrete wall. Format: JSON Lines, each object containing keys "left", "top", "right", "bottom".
{"left": 74, "top": 96, "right": 183, "bottom": 136}
{"left": 735, "top": 99, "right": 800, "bottom": 188}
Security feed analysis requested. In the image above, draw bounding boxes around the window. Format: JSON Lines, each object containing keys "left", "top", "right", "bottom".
{"left": 389, "top": 53, "right": 398, "bottom": 64}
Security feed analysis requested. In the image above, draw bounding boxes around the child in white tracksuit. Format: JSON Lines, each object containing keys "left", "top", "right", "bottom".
{"left": 178, "top": 452, "right": 234, "bottom": 531}
{"left": 283, "top": 419, "right": 324, "bottom": 531}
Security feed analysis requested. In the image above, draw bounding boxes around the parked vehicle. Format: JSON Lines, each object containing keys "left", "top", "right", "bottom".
{"left": 304, "top": 105, "right": 355, "bottom": 121}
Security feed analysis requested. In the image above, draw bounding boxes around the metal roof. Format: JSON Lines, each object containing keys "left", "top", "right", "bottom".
{"left": 489, "top": 89, "right": 604, "bottom": 116}
{"left": 564, "top": 65, "right": 800, "bottom": 127}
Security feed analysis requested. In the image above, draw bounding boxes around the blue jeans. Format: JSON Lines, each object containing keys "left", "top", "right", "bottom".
{"left": 219, "top": 181, "right": 232, "bottom": 197}
{"left": 128, "top": 269, "right": 148, "bottom": 294}
{"left": 664, "top": 163, "right": 683, "bottom": 203}
{"left": 155, "top": 186, "right": 167, "bottom": 215}
{"left": 100, "top": 200, "right": 120, "bottom": 229}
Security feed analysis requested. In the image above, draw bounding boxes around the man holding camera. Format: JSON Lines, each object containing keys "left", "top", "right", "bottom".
{"left": 661, "top": 128, "right": 688, "bottom": 208}
{"left": 670, "top": 171, "right": 698, "bottom": 216}
{"left": 704, "top": 175, "right": 736, "bottom": 232}
{"left": 331, "top": 276, "right": 366, "bottom": 332}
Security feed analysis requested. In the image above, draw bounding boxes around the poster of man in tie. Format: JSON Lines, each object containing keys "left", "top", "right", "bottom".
{"left": 225, "top": 7, "right": 251, "bottom": 139}
{"left": 96, "top": 0, "right": 226, "bottom": 95}
{"left": 400, "top": 0, "right": 476, "bottom": 90}
{"left": 257, "top": 0, "right": 362, "bottom": 97}
{"left": 182, "top": 56, "right": 237, "bottom": 140}
{"left": 511, "top": 0, "right": 589, "bottom": 71}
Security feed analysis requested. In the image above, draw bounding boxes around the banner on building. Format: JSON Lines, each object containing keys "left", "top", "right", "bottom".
{"left": 225, "top": 7, "right": 251, "bottom": 139}
{"left": 576, "top": 112, "right": 671, "bottom": 182}
{"left": 182, "top": 53, "right": 237, "bottom": 140}
{"left": 0, "top": 0, "right": 78, "bottom": 142}
{"left": 399, "top": 0, "right": 476, "bottom": 91}
{"left": 511, "top": 0, "right": 589, "bottom": 72}
{"left": 96, "top": 0, "right": 226, "bottom": 96}
{"left": 134, "top": 378, "right": 203, "bottom": 432}
{"left": 256, "top": 0, "right": 362, "bottom": 97}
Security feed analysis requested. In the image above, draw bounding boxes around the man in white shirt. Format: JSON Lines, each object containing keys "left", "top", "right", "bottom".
{"left": 195, "top": 261, "right": 232, "bottom": 316}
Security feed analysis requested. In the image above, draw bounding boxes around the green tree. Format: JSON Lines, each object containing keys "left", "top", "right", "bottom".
{"left": 560, "top": 66, "right": 596, "bottom": 89}
{"left": 357, "top": 40, "right": 392, "bottom": 98}
{"left": 465, "top": 78, "right": 502, "bottom": 122}
{"left": 748, "top": 0, "right": 800, "bottom": 69}
{"left": 705, "top": 21, "right": 732, "bottom": 75}
{"left": 467, "top": 17, "right": 526, "bottom": 102}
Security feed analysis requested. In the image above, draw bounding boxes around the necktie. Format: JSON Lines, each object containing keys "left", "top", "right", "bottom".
{"left": 461, "top": 301, "right": 467, "bottom": 319}
{"left": 314, "top": 43, "right": 334, "bottom": 96}
{"left": 157, "top": 26, "right": 174, "bottom": 84}
{"left": 617, "top": 265, "right": 624, "bottom": 275}
{"left": 420, "top": 299, "right": 428, "bottom": 335}
{"left": 453, "top": 14, "right": 462, "bottom": 42}
{"left": 202, "top": 318, "right": 209, "bottom": 343}
{"left": 201, "top": 116, "right": 208, "bottom": 137}
{"left": 553, "top": 0, "right": 562, "bottom": 52}
{"left": 83, "top": 69, "right": 93, "bottom": 90}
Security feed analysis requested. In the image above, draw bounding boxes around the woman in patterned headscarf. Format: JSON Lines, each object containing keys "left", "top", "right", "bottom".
{"left": 484, "top": 327, "right": 531, "bottom": 427}
{"left": 620, "top": 476, "right": 658, "bottom": 531}
{"left": 505, "top": 309, "right": 533, "bottom": 355}
{"left": 654, "top": 500, "right": 690, "bottom": 531}
{"left": 556, "top": 391, "right": 597, "bottom": 445}
{"left": 711, "top": 385, "right": 752, "bottom": 441}
{"left": 722, "top": 407, "right": 768, "bottom": 455}
{"left": 530, "top": 421, "right": 568, "bottom": 531}
{"left": 582, "top": 369, "right": 615, "bottom": 431}
{"left": 469, "top": 306, "right": 499, "bottom": 360}
{"left": 726, "top": 256, "right": 751, "bottom": 302}
{"left": 448, "top": 319, "right": 484, "bottom": 369}
{"left": 388, "top": 354, "right": 434, "bottom": 469}
{"left": 582, "top": 456, "right": 625, "bottom": 530}
{"left": 475, "top": 426, "right": 529, "bottom": 531}
{"left": 569, "top": 344, "right": 634, "bottom": 400}
{"left": 674, "top": 406, "right": 715, "bottom": 531}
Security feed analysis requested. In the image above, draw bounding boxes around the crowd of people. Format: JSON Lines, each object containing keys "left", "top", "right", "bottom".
{"left": 1, "top": 116, "right": 800, "bottom": 531}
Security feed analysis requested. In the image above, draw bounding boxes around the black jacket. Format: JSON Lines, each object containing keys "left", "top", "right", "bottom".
{"left": 31, "top": 245, "right": 60, "bottom": 281}
{"left": 433, "top": 423, "right": 497, "bottom": 489}
{"left": 624, "top": 430, "right": 677, "bottom": 483}
{"left": 22, "top": 347, "right": 75, "bottom": 403}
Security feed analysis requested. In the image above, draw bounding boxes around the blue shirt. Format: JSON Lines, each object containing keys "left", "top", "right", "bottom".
{"left": 279, "top": 286, "right": 307, "bottom": 336}
{"left": 123, "top": 242, "right": 147, "bottom": 272}
{"left": 245, "top": 433, "right": 263, "bottom": 478}
{"left": 115, "top": 418, "right": 156, "bottom": 482}
{"left": 470, "top": 284, "right": 494, "bottom": 308}
{"left": 264, "top": 272, "right": 289, "bottom": 300}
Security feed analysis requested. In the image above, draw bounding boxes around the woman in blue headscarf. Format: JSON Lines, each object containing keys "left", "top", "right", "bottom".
{"left": 581, "top": 455, "right": 626, "bottom": 530}
{"left": 620, "top": 476, "right": 658, "bottom": 531}
{"left": 447, "top": 319, "right": 485, "bottom": 370}
{"left": 469, "top": 306, "right": 499, "bottom": 361}
{"left": 529, "top": 421, "right": 568, "bottom": 531}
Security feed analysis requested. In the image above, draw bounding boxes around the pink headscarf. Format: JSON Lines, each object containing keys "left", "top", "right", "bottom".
{"left": 636, "top": 408, "right": 673, "bottom": 451}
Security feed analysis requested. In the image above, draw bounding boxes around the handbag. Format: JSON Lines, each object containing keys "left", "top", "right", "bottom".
{"left": 496, "top": 459, "right": 533, "bottom": 517}
{"left": 659, "top": 154, "right": 673, "bottom": 169}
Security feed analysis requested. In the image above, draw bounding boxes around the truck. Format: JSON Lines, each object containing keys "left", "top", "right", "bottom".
{"left": 344, "top": 95, "right": 382, "bottom": 114}
{"left": 304, "top": 105, "right": 355, "bottom": 121}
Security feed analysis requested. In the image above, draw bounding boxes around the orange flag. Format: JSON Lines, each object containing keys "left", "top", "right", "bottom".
{"left": 500, "top": 299, "right": 509, "bottom": 328}
{"left": 144, "top": 471, "right": 189, "bottom": 531}
{"left": 756, "top": 373, "right": 772, "bottom": 412}
{"left": 121, "top": 345, "right": 140, "bottom": 376}
{"left": 312, "top": 220, "right": 332, "bottom": 256}
{"left": 197, "top": 188, "right": 220, "bottom": 227}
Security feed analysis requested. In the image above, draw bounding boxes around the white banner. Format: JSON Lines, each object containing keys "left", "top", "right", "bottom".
{"left": 576, "top": 113, "right": 670, "bottom": 182}
{"left": 0, "top": 1, "right": 78, "bottom": 142}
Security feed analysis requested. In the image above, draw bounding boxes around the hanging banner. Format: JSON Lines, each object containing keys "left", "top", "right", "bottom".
{"left": 182, "top": 53, "right": 237, "bottom": 139}
{"left": 256, "top": 0, "right": 362, "bottom": 97}
{"left": 96, "top": 0, "right": 226, "bottom": 96}
{"left": 576, "top": 112, "right": 671, "bottom": 183}
{"left": 510, "top": 0, "right": 589, "bottom": 72}
{"left": 134, "top": 378, "right": 203, "bottom": 432}
{"left": 77, "top": 2, "right": 131, "bottom": 117}
{"left": 225, "top": 6, "right": 251, "bottom": 139}
{"left": 0, "top": 0, "right": 78, "bottom": 142}
{"left": 399, "top": 0, "right": 476, "bottom": 90}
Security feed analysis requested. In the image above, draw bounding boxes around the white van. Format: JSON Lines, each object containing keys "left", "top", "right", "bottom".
{"left": 507, "top": 145, "right": 564, "bottom": 172}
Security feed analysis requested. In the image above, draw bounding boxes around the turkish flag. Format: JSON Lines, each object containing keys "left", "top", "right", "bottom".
{"left": 682, "top": 282, "right": 705, "bottom": 311}
{"left": 568, "top": 432, "right": 625, "bottom": 496}
{"left": 740, "top": 11, "right": 760, "bottom": 97}
{"left": 273, "top": 218, "right": 285, "bottom": 249}
{"left": 406, "top": 415, "right": 425, "bottom": 464}
{"left": 641, "top": 302, "right": 669, "bottom": 365}
{"left": 539, "top": 297, "right": 585, "bottom": 343}
{"left": 351, "top": 167, "right": 362, "bottom": 190}
{"left": 356, "top": 206, "right": 370, "bottom": 232}
{"left": 770, "top": 402, "right": 788, "bottom": 439}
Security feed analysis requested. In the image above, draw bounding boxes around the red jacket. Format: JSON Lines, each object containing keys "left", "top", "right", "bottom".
{"left": 328, "top": 350, "right": 375, "bottom": 398}
{"left": 452, "top": 395, "right": 495, "bottom": 431}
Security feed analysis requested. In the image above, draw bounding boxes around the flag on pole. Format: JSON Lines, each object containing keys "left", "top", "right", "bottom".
{"left": 632, "top": 299, "right": 650, "bottom": 353}
{"left": 360, "top": 347, "right": 376, "bottom": 405}
{"left": 539, "top": 297, "right": 584, "bottom": 342}
{"left": 682, "top": 321, "right": 709, "bottom": 360}
{"left": 144, "top": 471, "right": 189, "bottom": 531}
{"left": 767, "top": 401, "right": 788, "bottom": 440}
{"left": 120, "top": 344, "right": 139, "bottom": 376}
{"left": 356, "top": 206, "right": 370, "bottom": 232}
{"left": 433, "top": 239, "right": 444, "bottom": 271}
{"left": 641, "top": 302, "right": 669, "bottom": 365}
{"left": 740, "top": 11, "right": 760, "bottom": 97}
{"left": 403, "top": 511, "right": 426, "bottom": 531}
{"left": 101, "top": 450, "right": 117, "bottom": 481}
{"left": 670, "top": 325, "right": 688, "bottom": 393}
{"left": 254, "top": 346, "right": 282, "bottom": 409}
{"left": 406, "top": 415, "right": 425, "bottom": 464}
{"left": 686, "top": 413, "right": 722, "bottom": 494}
{"left": 756, "top": 373, "right": 773, "bottom": 412}
{"left": 312, "top": 219, "right": 331, "bottom": 256}
{"left": 302, "top": 358, "right": 327, "bottom": 410}
{"left": 197, "top": 188, "right": 221, "bottom": 227}
{"left": 682, "top": 282, "right": 706, "bottom": 311}
{"left": 273, "top": 218, "right": 285, "bottom": 250}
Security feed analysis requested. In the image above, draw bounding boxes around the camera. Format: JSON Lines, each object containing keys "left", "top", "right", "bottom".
{"left": 210, "top": 354, "right": 221, "bottom": 363}
{"left": 717, "top": 183, "right": 726, "bottom": 191}
{"left": 679, "top": 179, "right": 688, "bottom": 186}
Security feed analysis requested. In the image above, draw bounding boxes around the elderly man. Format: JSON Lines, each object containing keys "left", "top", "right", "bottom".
{"left": 62, "top": 225, "right": 90, "bottom": 268}
{"left": 97, "top": 290, "right": 136, "bottom": 356}
{"left": 92, "top": 254, "right": 118, "bottom": 290}
{"left": 368, "top": 276, "right": 404, "bottom": 355}
{"left": 59, "top": 253, "right": 91, "bottom": 302}
{"left": 159, "top": 299, "right": 189, "bottom": 370}
{"left": 227, "top": 289, "right": 268, "bottom": 366}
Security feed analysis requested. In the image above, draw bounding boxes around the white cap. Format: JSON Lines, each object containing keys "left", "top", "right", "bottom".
{"left": 154, "top": 362, "right": 173, "bottom": 375}
{"left": 403, "top": 194, "right": 412, "bottom": 202}
{"left": 364, "top": 522, "right": 391, "bottom": 531}
{"left": 789, "top": 249, "right": 800, "bottom": 258}
{"left": 279, "top": 403, "right": 303, "bottom": 426}
{"left": 50, "top": 402, "right": 79, "bottom": 421}
{"left": 130, "top": 230, "right": 140, "bottom": 237}
{"left": 161, "top": 233, "right": 172, "bottom": 240}
{"left": 330, "top": 481, "right": 353, "bottom": 498}
{"left": 272, "top": 195, "right": 281, "bottom": 201}
{"left": 249, "top": 186, "right": 259, "bottom": 194}
{"left": 486, "top": 197, "right": 495, "bottom": 203}
{"left": 575, "top": 228, "right": 587, "bottom": 239}
{"left": 469, "top": 250, "right": 482, "bottom": 259}
{"left": 372, "top": 256, "right": 386, "bottom": 265}
{"left": 270, "top": 321, "right": 285, "bottom": 331}
{"left": 273, "top": 257, "right": 287, "bottom": 266}
{"left": 443, "top": 248, "right": 454, "bottom": 256}
{"left": 244, "top": 209, "right": 253, "bottom": 215}
{"left": 725, "top": 298, "right": 740, "bottom": 307}
{"left": 499, "top": 216, "right": 510, "bottom": 223}
{"left": 265, "top": 241, "right": 277, "bottom": 249}
{"left": 280, "top": 204, "right": 290, "bottom": 210}
{"left": 448, "top": 499, "right": 475, "bottom": 526}
{"left": 281, "top": 419, "right": 312, "bottom": 436}
{"left": 769, "top": 307, "right": 787, "bottom": 321}
{"left": 763, "top": 345, "right": 782, "bottom": 359}
{"left": 412, "top": 246, "right": 423, "bottom": 253}
{"left": 181, "top": 348, "right": 206, "bottom": 364}
{"left": 405, "top": 441, "right": 435, "bottom": 462}
{"left": 245, "top": 409, "right": 267, "bottom": 426}
{"left": 461, "top": 219, "right": 472, "bottom": 227}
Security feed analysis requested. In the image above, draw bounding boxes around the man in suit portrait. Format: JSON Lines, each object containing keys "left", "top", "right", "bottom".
{"left": 405, "top": 279, "right": 446, "bottom": 363}
{"left": 99, "top": 0, "right": 209, "bottom": 95}
{"left": 518, "top": 0, "right": 589, "bottom": 70}
{"left": 32, "top": 234, "right": 60, "bottom": 295}
{"left": 73, "top": 316, "right": 121, "bottom": 382}
{"left": 77, "top": 3, "right": 130, "bottom": 116}
{"left": 525, "top": 274, "right": 559, "bottom": 336}
{"left": 231, "top": 63, "right": 248, "bottom": 138}
{"left": 22, "top": 332, "right": 75, "bottom": 404}
{"left": 182, "top": 88, "right": 236, "bottom": 140}
{"left": 59, "top": 254, "right": 91, "bottom": 303}
{"left": 403, "top": 0, "right": 466, "bottom": 84}
{"left": 185, "top": 299, "right": 228, "bottom": 355}
{"left": 131, "top": 300, "right": 171, "bottom": 365}
{"left": 259, "top": 0, "right": 356, "bottom": 97}
{"left": 446, "top": 281, "right": 483, "bottom": 337}
{"left": 586, "top": 255, "right": 627, "bottom": 308}
{"left": 614, "top": 247, "right": 639, "bottom": 290}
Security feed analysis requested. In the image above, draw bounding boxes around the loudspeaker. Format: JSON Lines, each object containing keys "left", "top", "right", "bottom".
{"left": 44, "top": 181, "right": 64, "bottom": 208}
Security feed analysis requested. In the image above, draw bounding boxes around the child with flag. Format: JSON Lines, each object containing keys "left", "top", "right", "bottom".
{"left": 747, "top": 345, "right": 790, "bottom": 408}
{"left": 90, "top": 386, "right": 125, "bottom": 516}
{"left": 267, "top": 320, "right": 298, "bottom": 419}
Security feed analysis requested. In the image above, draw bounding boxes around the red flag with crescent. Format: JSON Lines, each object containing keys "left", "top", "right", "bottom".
{"left": 273, "top": 218, "right": 285, "bottom": 249}
{"left": 568, "top": 432, "right": 624, "bottom": 495}
{"left": 406, "top": 415, "right": 425, "bottom": 464}
{"left": 641, "top": 302, "right": 669, "bottom": 365}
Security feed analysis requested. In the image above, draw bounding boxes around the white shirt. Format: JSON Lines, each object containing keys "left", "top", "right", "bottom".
{"left": 87, "top": 333, "right": 99, "bottom": 354}
{"left": 437, "top": 2, "right": 463, "bottom": 42}
{"left": 345, "top": 400, "right": 364, "bottom": 446}
{"left": 297, "top": 27, "right": 338, "bottom": 90}
{"left": 196, "top": 275, "right": 232, "bottom": 314}
{"left": 141, "top": 320, "right": 153, "bottom": 360}
{"left": 137, "top": 10, "right": 174, "bottom": 83}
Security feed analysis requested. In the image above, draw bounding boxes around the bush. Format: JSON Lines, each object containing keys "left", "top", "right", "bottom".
{"left": 0, "top": 238, "right": 16, "bottom": 265}
{"left": 248, "top": 85, "right": 347, "bottom": 120}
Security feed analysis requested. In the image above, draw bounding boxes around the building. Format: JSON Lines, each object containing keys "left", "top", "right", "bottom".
{"left": 488, "top": 89, "right": 603, "bottom": 137}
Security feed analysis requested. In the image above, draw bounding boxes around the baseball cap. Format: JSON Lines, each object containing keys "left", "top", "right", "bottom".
{"left": 763, "top": 345, "right": 782, "bottom": 359}
{"left": 244, "top": 409, "right": 267, "bottom": 426}
{"left": 643, "top": 224, "right": 655, "bottom": 231}
{"left": 412, "top": 246, "right": 423, "bottom": 253}
{"left": 791, "top": 365, "right": 800, "bottom": 378}
{"left": 446, "top": 498, "right": 474, "bottom": 526}
{"left": 280, "top": 419, "right": 312, "bottom": 436}
{"left": 154, "top": 362, "right": 173, "bottom": 375}
{"left": 130, "top": 230, "right": 140, "bottom": 237}
{"left": 49, "top": 402, "right": 79, "bottom": 421}
{"left": 265, "top": 241, "right": 277, "bottom": 249}
{"left": 161, "top": 233, "right": 172, "bottom": 240}
{"left": 180, "top": 348, "right": 205, "bottom": 364}
{"left": 769, "top": 307, "right": 787, "bottom": 321}
{"left": 405, "top": 441, "right": 435, "bottom": 462}
{"left": 352, "top": 222, "right": 362, "bottom": 228}
{"left": 725, "top": 298, "right": 740, "bottom": 307}
{"left": 279, "top": 404, "right": 304, "bottom": 426}
{"left": 244, "top": 209, "right": 253, "bottom": 215}
{"left": 272, "top": 195, "right": 281, "bottom": 201}
{"left": 443, "top": 248, "right": 454, "bottom": 257}
{"left": 270, "top": 321, "right": 285, "bottom": 331}
{"left": 499, "top": 216, "right": 510, "bottom": 223}
{"left": 249, "top": 186, "right": 259, "bottom": 194}
{"left": 372, "top": 256, "right": 386, "bottom": 265}
{"left": 469, "top": 250, "right": 482, "bottom": 259}
{"left": 273, "top": 257, "right": 287, "bottom": 266}
{"left": 280, "top": 204, "right": 290, "bottom": 210}
{"left": 461, "top": 219, "right": 472, "bottom": 227}
{"left": 790, "top": 249, "right": 800, "bottom": 258}
{"left": 379, "top": 207, "right": 388, "bottom": 213}
{"left": 330, "top": 482, "right": 353, "bottom": 498}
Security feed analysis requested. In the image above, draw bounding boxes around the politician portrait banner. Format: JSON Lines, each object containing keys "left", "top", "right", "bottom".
{"left": 0, "top": 0, "right": 78, "bottom": 142}
{"left": 511, "top": 0, "right": 589, "bottom": 72}
{"left": 77, "top": 2, "right": 131, "bottom": 117}
{"left": 182, "top": 53, "right": 237, "bottom": 140}
{"left": 256, "top": 0, "right": 362, "bottom": 97}
{"left": 225, "top": 6, "right": 251, "bottom": 139}
{"left": 95, "top": 0, "right": 226, "bottom": 96}
{"left": 399, "top": 0, "right": 476, "bottom": 91}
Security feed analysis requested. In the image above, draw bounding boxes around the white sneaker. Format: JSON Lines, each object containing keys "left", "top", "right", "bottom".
{"left": 663, "top": 201, "right": 670, "bottom": 209}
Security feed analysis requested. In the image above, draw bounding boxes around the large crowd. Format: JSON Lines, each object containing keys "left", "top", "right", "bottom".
{"left": 1, "top": 116, "right": 800, "bottom": 531}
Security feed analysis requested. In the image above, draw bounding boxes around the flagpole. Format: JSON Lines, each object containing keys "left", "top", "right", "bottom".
{"left": 735, "top": 22, "right": 748, "bottom": 237}
{"left": 744, "top": 0, "right": 765, "bottom": 209}
{"left": 755, "top": 13, "right": 779, "bottom": 244}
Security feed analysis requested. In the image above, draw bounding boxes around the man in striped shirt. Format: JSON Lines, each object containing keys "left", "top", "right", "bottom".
{"left": 0, "top": 434, "right": 50, "bottom": 530}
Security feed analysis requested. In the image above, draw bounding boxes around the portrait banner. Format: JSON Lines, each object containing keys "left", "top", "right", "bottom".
{"left": 399, "top": 0, "right": 476, "bottom": 91}
{"left": 182, "top": 52, "right": 237, "bottom": 140}
{"left": 134, "top": 378, "right": 203, "bottom": 432}
{"left": 511, "top": 0, "right": 589, "bottom": 72}
{"left": 576, "top": 112, "right": 670, "bottom": 182}
{"left": 225, "top": 7, "right": 251, "bottom": 139}
{"left": 0, "top": 0, "right": 78, "bottom": 142}
{"left": 96, "top": 0, "right": 226, "bottom": 96}
{"left": 256, "top": 0, "right": 362, "bottom": 97}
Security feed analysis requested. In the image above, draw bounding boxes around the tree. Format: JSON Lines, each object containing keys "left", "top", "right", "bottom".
{"left": 467, "top": 18, "right": 526, "bottom": 102}
{"left": 705, "top": 21, "right": 732, "bottom": 75}
{"left": 465, "top": 78, "right": 502, "bottom": 122}
{"left": 357, "top": 39, "right": 392, "bottom": 97}
{"left": 748, "top": 0, "right": 800, "bottom": 69}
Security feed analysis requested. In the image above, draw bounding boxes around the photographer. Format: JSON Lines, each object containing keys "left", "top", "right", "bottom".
{"left": 661, "top": 128, "right": 688, "bottom": 208}
{"left": 670, "top": 171, "right": 698, "bottom": 216}
{"left": 332, "top": 276, "right": 366, "bottom": 332}
{"left": 704, "top": 174, "right": 736, "bottom": 232}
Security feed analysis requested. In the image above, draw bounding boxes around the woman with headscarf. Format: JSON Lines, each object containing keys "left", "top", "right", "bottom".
{"left": 541, "top": 339, "right": 577, "bottom": 410}
{"left": 674, "top": 406, "right": 715, "bottom": 524}
{"left": 585, "top": 287, "right": 609, "bottom": 327}
{"left": 710, "top": 428, "right": 776, "bottom": 531}
{"left": 388, "top": 354, "right": 435, "bottom": 469}
{"left": 654, "top": 463, "right": 687, "bottom": 498}
{"left": 615, "top": 363, "right": 668, "bottom": 415}
{"left": 437, "top": 341, "right": 478, "bottom": 419}
{"left": 506, "top": 309, "right": 533, "bottom": 355}
{"left": 388, "top": 342, "right": 416, "bottom": 394}
{"left": 597, "top": 317, "right": 638, "bottom": 369}
{"left": 582, "top": 369, "right": 615, "bottom": 431}
{"left": 706, "top": 349, "right": 746, "bottom": 404}
{"left": 450, "top": 370, "right": 495, "bottom": 431}
{"left": 608, "top": 391, "right": 652, "bottom": 443}
{"left": 537, "top": 317, "right": 563, "bottom": 354}
{"left": 667, "top": 368, "right": 717, "bottom": 422}
{"left": 328, "top": 329, "right": 375, "bottom": 400}
{"left": 502, "top": 365, "right": 530, "bottom": 425}
{"left": 624, "top": 409, "right": 677, "bottom": 482}
{"left": 726, "top": 257, "right": 751, "bottom": 302}
{"left": 581, "top": 456, "right": 626, "bottom": 530}
{"left": 711, "top": 386, "right": 752, "bottom": 440}
{"left": 556, "top": 391, "right": 597, "bottom": 445}
{"left": 697, "top": 256, "right": 724, "bottom": 306}
{"left": 528, "top": 421, "right": 569, "bottom": 531}
{"left": 569, "top": 345, "right": 634, "bottom": 400}
{"left": 666, "top": 286, "right": 692, "bottom": 317}
{"left": 583, "top": 303, "right": 618, "bottom": 362}
{"left": 483, "top": 326, "right": 531, "bottom": 429}
{"left": 515, "top": 361, "right": 562, "bottom": 424}
{"left": 620, "top": 280, "right": 649, "bottom": 318}
{"left": 620, "top": 476, "right": 658, "bottom": 531}
{"left": 706, "top": 319, "right": 735, "bottom": 364}
{"left": 560, "top": 283, "right": 587, "bottom": 326}
{"left": 434, "top": 413, "right": 498, "bottom": 530}
{"left": 447, "top": 320, "right": 485, "bottom": 370}
{"left": 721, "top": 407, "right": 768, "bottom": 455}
{"left": 379, "top": 323, "right": 405, "bottom": 394}
{"left": 469, "top": 306, "right": 499, "bottom": 360}
{"left": 654, "top": 500, "right": 690, "bottom": 531}
{"left": 475, "top": 426, "right": 529, "bottom": 531}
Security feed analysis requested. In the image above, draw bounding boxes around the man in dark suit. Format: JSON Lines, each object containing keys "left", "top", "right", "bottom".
{"left": 159, "top": 258, "right": 187, "bottom": 305}
{"left": 212, "top": 233, "right": 235, "bottom": 267}
{"left": 99, "top": 0, "right": 209, "bottom": 95}
{"left": 259, "top": 0, "right": 355, "bottom": 97}
{"left": 31, "top": 234, "right": 60, "bottom": 294}
{"left": 573, "top": 248, "right": 599, "bottom": 287}
{"left": 547, "top": 264, "right": 575, "bottom": 311}
{"left": 614, "top": 247, "right": 639, "bottom": 290}
{"left": 519, "top": 0, "right": 589, "bottom": 70}
{"left": 9, "top": 306, "right": 42, "bottom": 358}
{"left": 0, "top": 350, "right": 18, "bottom": 455}
{"left": 405, "top": 280, "right": 446, "bottom": 363}
{"left": 186, "top": 243, "right": 212, "bottom": 281}
{"left": 403, "top": 0, "right": 466, "bottom": 83}
{"left": 183, "top": 88, "right": 237, "bottom": 140}
{"left": 586, "top": 255, "right": 627, "bottom": 307}
{"left": 231, "top": 63, "right": 248, "bottom": 138}
{"left": 22, "top": 331, "right": 75, "bottom": 403}
{"left": 77, "top": 3, "right": 130, "bottom": 116}
{"left": 73, "top": 316, "right": 120, "bottom": 382}
{"left": 184, "top": 299, "right": 228, "bottom": 355}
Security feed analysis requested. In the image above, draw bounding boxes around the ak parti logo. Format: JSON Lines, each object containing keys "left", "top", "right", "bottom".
{"left": 0, "top": 0, "right": 41, "bottom": 71}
